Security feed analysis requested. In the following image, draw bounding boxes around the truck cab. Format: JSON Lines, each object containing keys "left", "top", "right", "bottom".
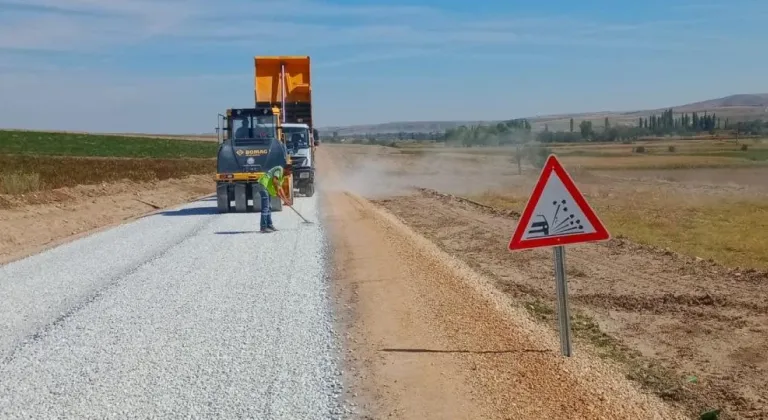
{"left": 282, "top": 123, "right": 316, "bottom": 197}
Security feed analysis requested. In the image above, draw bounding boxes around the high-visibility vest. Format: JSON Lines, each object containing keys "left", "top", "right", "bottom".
{"left": 259, "top": 166, "right": 284, "bottom": 196}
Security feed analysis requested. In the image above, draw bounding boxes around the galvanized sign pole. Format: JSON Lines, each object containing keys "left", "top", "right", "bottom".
{"left": 508, "top": 155, "right": 611, "bottom": 358}
{"left": 552, "top": 245, "right": 573, "bottom": 357}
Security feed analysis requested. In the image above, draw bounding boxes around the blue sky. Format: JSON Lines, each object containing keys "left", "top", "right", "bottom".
{"left": 0, "top": 0, "right": 766, "bottom": 133}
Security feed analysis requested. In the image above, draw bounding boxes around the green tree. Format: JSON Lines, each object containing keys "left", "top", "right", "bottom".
{"left": 579, "top": 120, "right": 593, "bottom": 140}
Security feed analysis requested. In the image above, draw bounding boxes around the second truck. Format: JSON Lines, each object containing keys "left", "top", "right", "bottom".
{"left": 255, "top": 56, "right": 319, "bottom": 198}
{"left": 215, "top": 56, "right": 318, "bottom": 213}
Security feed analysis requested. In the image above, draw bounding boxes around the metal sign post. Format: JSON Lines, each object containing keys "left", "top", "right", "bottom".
{"left": 508, "top": 155, "right": 610, "bottom": 357}
{"left": 552, "top": 246, "right": 572, "bottom": 357}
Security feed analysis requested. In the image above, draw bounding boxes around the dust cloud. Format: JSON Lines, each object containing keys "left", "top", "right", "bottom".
{"left": 317, "top": 145, "right": 533, "bottom": 199}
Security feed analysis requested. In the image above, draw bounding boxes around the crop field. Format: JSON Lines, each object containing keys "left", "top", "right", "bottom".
{"left": 331, "top": 140, "right": 768, "bottom": 419}
{"left": 0, "top": 130, "right": 218, "bottom": 158}
{"left": 0, "top": 130, "right": 216, "bottom": 197}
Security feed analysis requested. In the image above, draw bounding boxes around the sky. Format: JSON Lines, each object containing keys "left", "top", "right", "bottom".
{"left": 0, "top": 0, "right": 766, "bottom": 133}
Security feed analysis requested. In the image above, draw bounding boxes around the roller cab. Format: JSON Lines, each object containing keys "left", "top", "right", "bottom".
{"left": 215, "top": 107, "right": 294, "bottom": 213}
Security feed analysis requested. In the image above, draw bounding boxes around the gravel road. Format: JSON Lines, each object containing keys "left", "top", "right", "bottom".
{"left": 0, "top": 195, "right": 342, "bottom": 419}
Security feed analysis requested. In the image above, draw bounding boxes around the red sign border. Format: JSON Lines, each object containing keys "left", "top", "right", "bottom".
{"left": 508, "top": 154, "right": 610, "bottom": 251}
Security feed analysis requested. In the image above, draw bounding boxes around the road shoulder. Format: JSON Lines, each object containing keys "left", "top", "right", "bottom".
{"left": 0, "top": 175, "right": 212, "bottom": 265}
{"left": 323, "top": 189, "right": 685, "bottom": 419}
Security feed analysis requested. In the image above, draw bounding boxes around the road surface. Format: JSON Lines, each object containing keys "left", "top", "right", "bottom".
{"left": 0, "top": 195, "right": 343, "bottom": 419}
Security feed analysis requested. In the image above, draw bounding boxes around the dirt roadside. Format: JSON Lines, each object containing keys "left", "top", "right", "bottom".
{"left": 317, "top": 148, "right": 686, "bottom": 419}
{"left": 0, "top": 174, "right": 213, "bottom": 265}
{"left": 374, "top": 189, "right": 768, "bottom": 420}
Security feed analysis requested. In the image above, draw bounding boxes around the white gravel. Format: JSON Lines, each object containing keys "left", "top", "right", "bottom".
{"left": 0, "top": 195, "right": 343, "bottom": 419}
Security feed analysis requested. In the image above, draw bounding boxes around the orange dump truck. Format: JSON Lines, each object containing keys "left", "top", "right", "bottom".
{"left": 254, "top": 56, "right": 318, "bottom": 197}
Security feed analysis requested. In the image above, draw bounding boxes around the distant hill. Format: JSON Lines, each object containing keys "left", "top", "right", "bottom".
{"left": 319, "top": 93, "right": 768, "bottom": 135}
{"left": 674, "top": 93, "right": 768, "bottom": 111}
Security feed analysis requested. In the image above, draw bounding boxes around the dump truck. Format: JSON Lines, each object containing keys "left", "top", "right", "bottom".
{"left": 214, "top": 106, "right": 294, "bottom": 213}
{"left": 254, "top": 56, "right": 318, "bottom": 197}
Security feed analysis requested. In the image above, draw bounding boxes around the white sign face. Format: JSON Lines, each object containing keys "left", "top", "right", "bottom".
{"left": 508, "top": 154, "right": 609, "bottom": 251}
{"left": 520, "top": 172, "right": 596, "bottom": 241}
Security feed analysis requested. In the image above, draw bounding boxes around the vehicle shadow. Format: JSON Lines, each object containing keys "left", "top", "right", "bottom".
{"left": 159, "top": 206, "right": 220, "bottom": 216}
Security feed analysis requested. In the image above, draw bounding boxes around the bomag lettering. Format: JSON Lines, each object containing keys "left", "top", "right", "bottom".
{"left": 244, "top": 149, "right": 268, "bottom": 156}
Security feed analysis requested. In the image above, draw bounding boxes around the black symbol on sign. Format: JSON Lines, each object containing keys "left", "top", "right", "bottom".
{"left": 526, "top": 199, "right": 584, "bottom": 238}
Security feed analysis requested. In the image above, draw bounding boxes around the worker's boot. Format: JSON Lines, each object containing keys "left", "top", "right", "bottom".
{"left": 267, "top": 225, "right": 278, "bottom": 232}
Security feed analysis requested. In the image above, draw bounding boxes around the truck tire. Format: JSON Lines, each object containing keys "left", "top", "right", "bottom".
{"left": 234, "top": 184, "right": 247, "bottom": 212}
{"left": 305, "top": 182, "right": 315, "bottom": 197}
{"left": 271, "top": 197, "right": 283, "bottom": 212}
{"left": 217, "top": 184, "right": 230, "bottom": 213}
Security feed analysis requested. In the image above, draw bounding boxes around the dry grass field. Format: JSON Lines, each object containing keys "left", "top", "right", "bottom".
{"left": 0, "top": 155, "right": 214, "bottom": 196}
{"left": 386, "top": 139, "right": 768, "bottom": 268}
{"left": 0, "top": 130, "right": 216, "bottom": 199}
{"left": 329, "top": 140, "right": 768, "bottom": 419}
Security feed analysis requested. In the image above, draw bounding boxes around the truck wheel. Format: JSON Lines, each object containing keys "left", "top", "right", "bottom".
{"left": 305, "top": 183, "right": 315, "bottom": 197}
{"left": 234, "top": 184, "right": 247, "bottom": 212}
{"left": 271, "top": 197, "right": 283, "bottom": 212}
{"left": 216, "top": 184, "right": 230, "bottom": 213}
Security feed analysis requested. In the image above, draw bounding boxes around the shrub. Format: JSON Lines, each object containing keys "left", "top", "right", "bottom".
{"left": 523, "top": 145, "right": 552, "bottom": 168}
{"left": 0, "top": 172, "right": 41, "bottom": 194}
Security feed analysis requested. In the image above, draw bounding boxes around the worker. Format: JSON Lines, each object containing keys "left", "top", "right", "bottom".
{"left": 257, "top": 165, "right": 292, "bottom": 233}
{"left": 234, "top": 117, "right": 251, "bottom": 138}
{"left": 291, "top": 132, "right": 304, "bottom": 152}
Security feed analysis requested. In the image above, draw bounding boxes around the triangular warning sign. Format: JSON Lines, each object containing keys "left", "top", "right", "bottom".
{"left": 508, "top": 154, "right": 610, "bottom": 251}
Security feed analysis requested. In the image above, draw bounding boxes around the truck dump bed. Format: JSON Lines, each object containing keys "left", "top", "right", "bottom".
{"left": 254, "top": 56, "right": 312, "bottom": 129}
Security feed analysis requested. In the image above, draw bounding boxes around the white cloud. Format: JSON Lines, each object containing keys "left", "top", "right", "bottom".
{"left": 0, "top": 0, "right": 746, "bottom": 53}
{"left": 314, "top": 48, "right": 441, "bottom": 68}
{"left": 0, "top": 69, "right": 249, "bottom": 133}
{"left": 0, "top": 0, "right": 204, "bottom": 50}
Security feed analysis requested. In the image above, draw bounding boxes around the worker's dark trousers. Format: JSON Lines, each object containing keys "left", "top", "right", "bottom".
{"left": 259, "top": 189, "right": 273, "bottom": 230}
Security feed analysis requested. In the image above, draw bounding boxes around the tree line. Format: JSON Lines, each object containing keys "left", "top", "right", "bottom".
{"left": 326, "top": 118, "right": 535, "bottom": 146}
{"left": 324, "top": 109, "right": 768, "bottom": 146}
{"left": 537, "top": 110, "right": 767, "bottom": 143}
